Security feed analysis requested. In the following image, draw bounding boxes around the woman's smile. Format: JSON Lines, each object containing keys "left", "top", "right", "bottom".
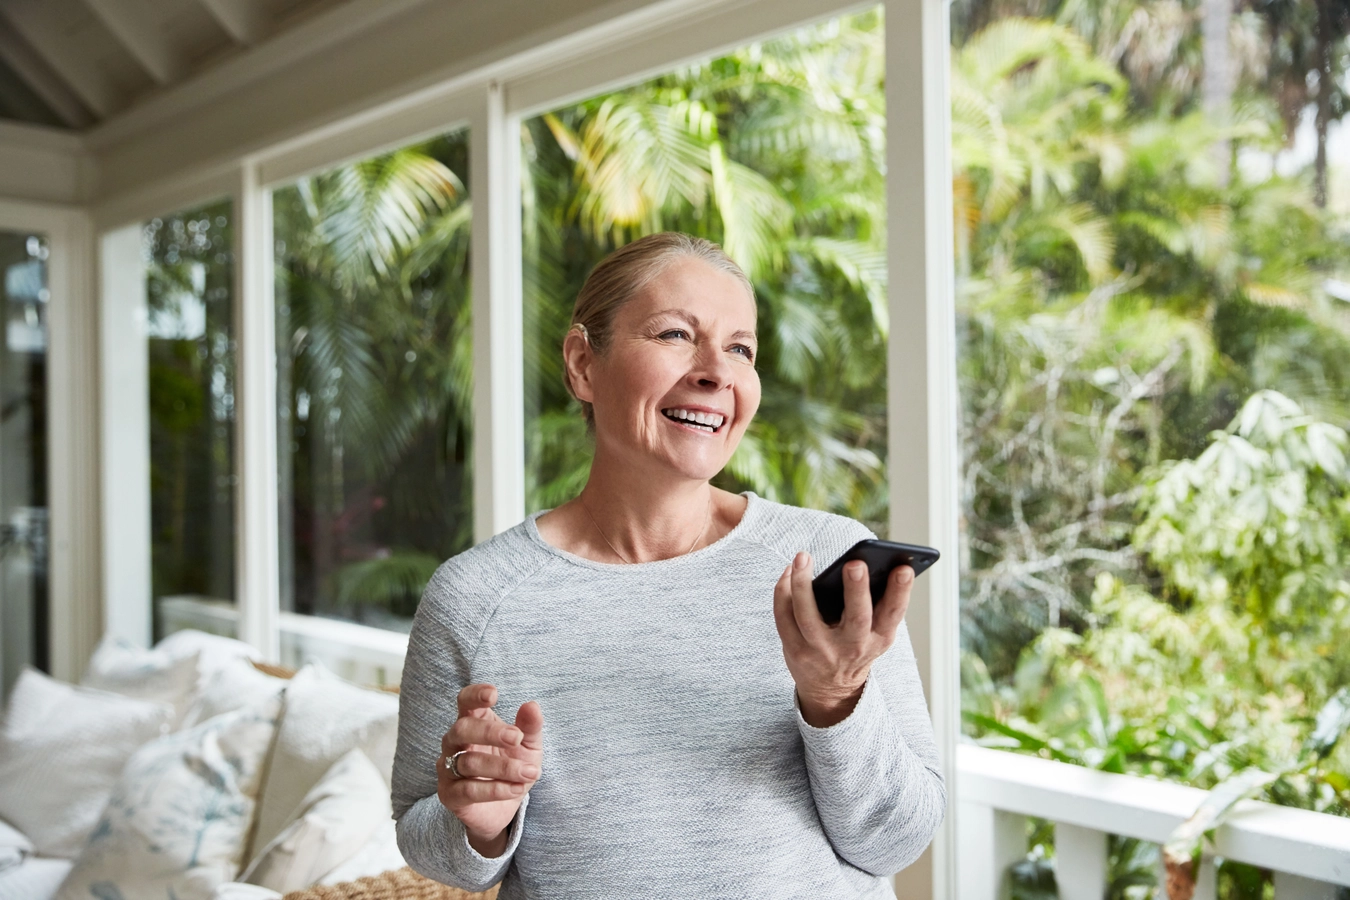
{"left": 659, "top": 405, "right": 728, "bottom": 434}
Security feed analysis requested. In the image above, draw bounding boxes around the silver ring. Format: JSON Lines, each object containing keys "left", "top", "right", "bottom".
{"left": 444, "top": 749, "right": 469, "bottom": 779}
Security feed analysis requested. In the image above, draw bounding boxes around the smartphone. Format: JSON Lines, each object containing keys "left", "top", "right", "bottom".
{"left": 810, "top": 539, "right": 940, "bottom": 624}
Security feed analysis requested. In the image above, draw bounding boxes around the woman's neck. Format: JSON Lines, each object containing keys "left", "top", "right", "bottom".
{"left": 535, "top": 454, "right": 744, "bottom": 564}
{"left": 576, "top": 467, "right": 712, "bottom": 564}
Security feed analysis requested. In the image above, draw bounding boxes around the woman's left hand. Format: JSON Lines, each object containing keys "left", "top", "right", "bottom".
{"left": 773, "top": 551, "right": 914, "bottom": 728}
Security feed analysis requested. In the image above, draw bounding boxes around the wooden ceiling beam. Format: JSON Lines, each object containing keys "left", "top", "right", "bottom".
{"left": 0, "top": 0, "right": 123, "bottom": 118}
{"left": 81, "top": 0, "right": 187, "bottom": 85}
{"left": 0, "top": 12, "right": 94, "bottom": 128}
{"left": 196, "top": 0, "right": 272, "bottom": 45}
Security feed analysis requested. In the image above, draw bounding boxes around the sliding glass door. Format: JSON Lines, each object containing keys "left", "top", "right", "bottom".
{"left": 0, "top": 229, "right": 48, "bottom": 697}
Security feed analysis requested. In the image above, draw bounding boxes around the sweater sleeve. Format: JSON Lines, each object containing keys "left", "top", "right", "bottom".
{"left": 391, "top": 560, "right": 526, "bottom": 891}
{"left": 796, "top": 623, "right": 947, "bottom": 875}
{"left": 795, "top": 517, "right": 948, "bottom": 876}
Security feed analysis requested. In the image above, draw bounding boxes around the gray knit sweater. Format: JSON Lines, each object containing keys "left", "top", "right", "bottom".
{"left": 391, "top": 493, "right": 946, "bottom": 899}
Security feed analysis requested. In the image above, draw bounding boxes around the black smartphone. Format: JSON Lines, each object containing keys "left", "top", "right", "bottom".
{"left": 810, "top": 539, "right": 940, "bottom": 624}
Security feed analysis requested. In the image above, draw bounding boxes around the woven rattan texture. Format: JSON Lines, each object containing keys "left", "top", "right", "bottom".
{"left": 280, "top": 866, "right": 499, "bottom": 900}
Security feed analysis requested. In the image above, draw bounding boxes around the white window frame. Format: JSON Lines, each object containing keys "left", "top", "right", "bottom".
{"left": 86, "top": 1, "right": 959, "bottom": 895}
{"left": 0, "top": 198, "right": 98, "bottom": 682}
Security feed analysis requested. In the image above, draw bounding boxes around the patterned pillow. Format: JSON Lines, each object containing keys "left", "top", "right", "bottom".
{"left": 55, "top": 693, "right": 283, "bottom": 900}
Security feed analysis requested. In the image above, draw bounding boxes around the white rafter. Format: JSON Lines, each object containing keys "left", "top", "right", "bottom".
{"left": 0, "top": 17, "right": 93, "bottom": 127}
{"left": 196, "top": 0, "right": 272, "bottom": 45}
{"left": 81, "top": 0, "right": 185, "bottom": 85}
{"left": 0, "top": 0, "right": 122, "bottom": 118}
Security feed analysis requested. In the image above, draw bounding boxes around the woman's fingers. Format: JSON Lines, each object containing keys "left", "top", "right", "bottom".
{"left": 450, "top": 711, "right": 523, "bottom": 751}
{"left": 872, "top": 565, "right": 913, "bottom": 641}
{"left": 788, "top": 552, "right": 827, "bottom": 642}
{"left": 456, "top": 683, "right": 497, "bottom": 718}
{"left": 772, "top": 564, "right": 805, "bottom": 649}
{"left": 450, "top": 749, "right": 540, "bottom": 783}
{"left": 513, "top": 701, "right": 545, "bottom": 753}
{"left": 449, "top": 778, "right": 530, "bottom": 803}
{"left": 839, "top": 560, "right": 873, "bottom": 637}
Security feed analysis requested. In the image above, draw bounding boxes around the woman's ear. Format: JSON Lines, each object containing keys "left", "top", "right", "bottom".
{"left": 562, "top": 327, "right": 595, "bottom": 404}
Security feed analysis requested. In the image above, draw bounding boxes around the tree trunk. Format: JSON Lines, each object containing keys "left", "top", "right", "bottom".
{"left": 1202, "top": 0, "right": 1234, "bottom": 186}
{"left": 1314, "top": 0, "right": 1333, "bottom": 208}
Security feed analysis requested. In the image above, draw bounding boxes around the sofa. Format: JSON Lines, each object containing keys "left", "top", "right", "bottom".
{"left": 0, "top": 630, "right": 496, "bottom": 900}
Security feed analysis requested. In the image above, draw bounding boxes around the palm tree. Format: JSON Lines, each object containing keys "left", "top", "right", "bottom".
{"left": 273, "top": 139, "right": 472, "bottom": 622}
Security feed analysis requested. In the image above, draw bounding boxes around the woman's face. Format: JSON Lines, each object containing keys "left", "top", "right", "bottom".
{"left": 573, "top": 257, "right": 761, "bottom": 484}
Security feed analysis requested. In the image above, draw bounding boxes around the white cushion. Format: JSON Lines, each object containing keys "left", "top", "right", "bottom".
{"left": 155, "top": 630, "right": 261, "bottom": 679}
{"left": 0, "top": 668, "right": 173, "bottom": 858}
{"left": 55, "top": 693, "right": 283, "bottom": 900}
{"left": 81, "top": 634, "right": 202, "bottom": 728}
{"left": 318, "top": 819, "right": 405, "bottom": 886}
{"left": 247, "top": 663, "right": 398, "bottom": 863}
{"left": 0, "top": 819, "right": 32, "bottom": 872}
{"left": 0, "top": 856, "right": 71, "bottom": 900}
{"left": 241, "top": 749, "right": 389, "bottom": 892}
{"left": 182, "top": 658, "right": 287, "bottom": 730}
{"left": 210, "top": 884, "right": 282, "bottom": 900}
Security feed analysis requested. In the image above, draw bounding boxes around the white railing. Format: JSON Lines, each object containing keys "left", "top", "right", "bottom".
{"left": 958, "top": 745, "right": 1350, "bottom": 900}
{"left": 158, "top": 595, "right": 408, "bottom": 686}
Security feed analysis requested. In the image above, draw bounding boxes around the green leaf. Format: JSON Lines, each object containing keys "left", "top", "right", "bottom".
{"left": 1300, "top": 687, "right": 1350, "bottom": 763}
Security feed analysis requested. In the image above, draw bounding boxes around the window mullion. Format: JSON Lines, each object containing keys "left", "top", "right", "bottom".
{"left": 233, "top": 163, "right": 281, "bottom": 659}
{"left": 99, "top": 224, "right": 152, "bottom": 649}
{"left": 884, "top": 0, "right": 960, "bottom": 897}
{"left": 470, "top": 81, "right": 526, "bottom": 543}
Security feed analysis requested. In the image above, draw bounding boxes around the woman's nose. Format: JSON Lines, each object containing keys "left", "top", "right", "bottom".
{"left": 690, "top": 344, "right": 734, "bottom": 390}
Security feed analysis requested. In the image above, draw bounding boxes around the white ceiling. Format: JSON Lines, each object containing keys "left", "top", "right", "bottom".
{"left": 0, "top": 0, "right": 342, "bottom": 129}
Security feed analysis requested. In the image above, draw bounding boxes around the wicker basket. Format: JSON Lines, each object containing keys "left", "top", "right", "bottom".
{"left": 280, "top": 867, "right": 498, "bottom": 900}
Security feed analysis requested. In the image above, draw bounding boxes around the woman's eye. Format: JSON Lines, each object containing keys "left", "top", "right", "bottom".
{"left": 658, "top": 329, "right": 689, "bottom": 341}
{"left": 731, "top": 344, "right": 755, "bottom": 361}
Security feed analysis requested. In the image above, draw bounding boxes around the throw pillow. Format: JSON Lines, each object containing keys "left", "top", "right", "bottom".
{"left": 0, "top": 668, "right": 173, "bottom": 858}
{"left": 318, "top": 819, "right": 405, "bottom": 886}
{"left": 246, "top": 663, "right": 398, "bottom": 863}
{"left": 81, "top": 634, "right": 202, "bottom": 728}
{"left": 240, "top": 749, "right": 389, "bottom": 892}
{"left": 0, "top": 819, "right": 32, "bottom": 872}
{"left": 0, "top": 857, "right": 73, "bottom": 900}
{"left": 155, "top": 630, "right": 261, "bottom": 679}
{"left": 182, "top": 658, "right": 287, "bottom": 730}
{"left": 54, "top": 692, "right": 283, "bottom": 900}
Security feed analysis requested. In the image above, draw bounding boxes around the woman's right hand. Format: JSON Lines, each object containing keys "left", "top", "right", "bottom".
{"left": 438, "top": 683, "right": 544, "bottom": 858}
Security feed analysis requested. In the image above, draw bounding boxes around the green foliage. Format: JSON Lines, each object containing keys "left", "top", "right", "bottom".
{"left": 523, "top": 10, "right": 892, "bottom": 531}
{"left": 965, "top": 391, "right": 1350, "bottom": 825}
{"left": 272, "top": 137, "right": 474, "bottom": 621}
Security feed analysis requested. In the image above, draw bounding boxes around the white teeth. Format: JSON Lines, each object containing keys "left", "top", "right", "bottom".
{"left": 662, "top": 408, "right": 725, "bottom": 431}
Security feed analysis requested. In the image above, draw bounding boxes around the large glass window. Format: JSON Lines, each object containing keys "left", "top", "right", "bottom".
{"left": 522, "top": 8, "right": 889, "bottom": 531}
{"left": 953, "top": 0, "right": 1350, "bottom": 893}
{"left": 0, "top": 231, "right": 48, "bottom": 697}
{"left": 273, "top": 130, "right": 472, "bottom": 642}
{"left": 146, "top": 202, "right": 237, "bottom": 640}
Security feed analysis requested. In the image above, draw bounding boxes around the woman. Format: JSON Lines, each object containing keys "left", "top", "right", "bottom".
{"left": 391, "top": 233, "right": 945, "bottom": 899}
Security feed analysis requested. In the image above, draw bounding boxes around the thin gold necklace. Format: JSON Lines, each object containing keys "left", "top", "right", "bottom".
{"left": 578, "top": 492, "right": 712, "bottom": 564}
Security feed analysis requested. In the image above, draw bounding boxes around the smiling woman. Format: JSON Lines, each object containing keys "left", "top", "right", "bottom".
{"left": 390, "top": 233, "right": 945, "bottom": 899}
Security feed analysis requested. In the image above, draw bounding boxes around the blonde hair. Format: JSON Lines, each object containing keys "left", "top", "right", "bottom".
{"left": 563, "top": 233, "right": 755, "bottom": 426}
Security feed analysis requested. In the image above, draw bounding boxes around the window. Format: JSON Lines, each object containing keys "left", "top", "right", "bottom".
{"left": 953, "top": 0, "right": 1350, "bottom": 893}
{"left": 0, "top": 230, "right": 48, "bottom": 696}
{"left": 145, "top": 202, "right": 237, "bottom": 641}
{"left": 522, "top": 8, "right": 890, "bottom": 531}
{"left": 272, "top": 129, "right": 473, "bottom": 655}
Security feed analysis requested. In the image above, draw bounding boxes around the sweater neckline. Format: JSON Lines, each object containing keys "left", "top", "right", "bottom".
{"left": 523, "top": 491, "right": 762, "bottom": 572}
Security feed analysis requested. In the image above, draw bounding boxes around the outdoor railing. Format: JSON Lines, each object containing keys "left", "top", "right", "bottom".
{"left": 958, "top": 745, "right": 1350, "bottom": 900}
